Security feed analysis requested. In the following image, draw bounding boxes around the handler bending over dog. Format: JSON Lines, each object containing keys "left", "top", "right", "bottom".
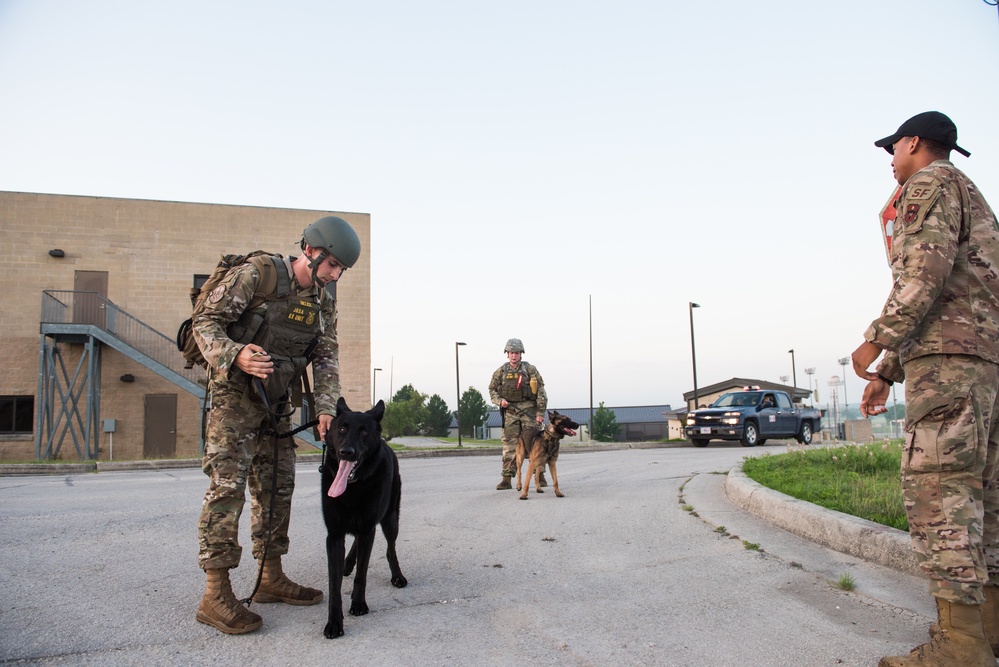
{"left": 193, "top": 216, "right": 360, "bottom": 634}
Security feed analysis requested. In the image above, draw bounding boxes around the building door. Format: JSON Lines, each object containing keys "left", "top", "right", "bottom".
{"left": 73, "top": 270, "right": 108, "bottom": 327}
{"left": 144, "top": 394, "right": 177, "bottom": 458}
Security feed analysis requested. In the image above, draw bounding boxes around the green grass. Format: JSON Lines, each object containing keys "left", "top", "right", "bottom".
{"left": 741, "top": 440, "right": 907, "bottom": 531}
{"left": 837, "top": 573, "right": 857, "bottom": 591}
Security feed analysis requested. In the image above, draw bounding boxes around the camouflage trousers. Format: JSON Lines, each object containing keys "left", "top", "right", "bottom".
{"left": 197, "top": 380, "right": 298, "bottom": 571}
{"left": 501, "top": 404, "right": 542, "bottom": 476}
{"left": 901, "top": 353, "right": 999, "bottom": 605}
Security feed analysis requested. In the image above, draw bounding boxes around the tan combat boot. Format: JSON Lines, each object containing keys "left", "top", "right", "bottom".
{"left": 496, "top": 476, "right": 513, "bottom": 490}
{"left": 982, "top": 584, "right": 999, "bottom": 657}
{"left": 252, "top": 556, "right": 323, "bottom": 605}
{"left": 196, "top": 567, "right": 263, "bottom": 634}
{"left": 878, "top": 597, "right": 993, "bottom": 666}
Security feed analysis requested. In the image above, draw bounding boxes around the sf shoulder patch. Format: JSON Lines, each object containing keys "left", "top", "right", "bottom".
{"left": 208, "top": 284, "right": 226, "bottom": 304}
{"left": 907, "top": 184, "right": 937, "bottom": 201}
{"left": 899, "top": 181, "right": 940, "bottom": 233}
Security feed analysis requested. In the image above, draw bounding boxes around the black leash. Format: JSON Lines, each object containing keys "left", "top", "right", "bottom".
{"left": 238, "top": 378, "right": 318, "bottom": 606}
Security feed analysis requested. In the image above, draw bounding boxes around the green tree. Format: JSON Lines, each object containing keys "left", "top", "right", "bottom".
{"left": 458, "top": 387, "right": 489, "bottom": 437}
{"left": 422, "top": 394, "right": 452, "bottom": 437}
{"left": 592, "top": 402, "right": 620, "bottom": 442}
{"left": 392, "top": 384, "right": 420, "bottom": 403}
{"left": 382, "top": 385, "right": 427, "bottom": 440}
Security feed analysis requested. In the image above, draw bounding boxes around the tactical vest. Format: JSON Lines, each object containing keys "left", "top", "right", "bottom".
{"left": 498, "top": 363, "right": 538, "bottom": 402}
{"left": 226, "top": 256, "right": 325, "bottom": 403}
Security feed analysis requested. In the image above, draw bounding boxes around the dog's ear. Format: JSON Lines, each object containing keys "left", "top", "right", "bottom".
{"left": 370, "top": 400, "right": 386, "bottom": 421}
{"left": 549, "top": 410, "right": 558, "bottom": 420}
{"left": 336, "top": 396, "right": 349, "bottom": 416}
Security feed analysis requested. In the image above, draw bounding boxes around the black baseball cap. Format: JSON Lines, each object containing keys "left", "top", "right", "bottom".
{"left": 874, "top": 111, "right": 970, "bottom": 157}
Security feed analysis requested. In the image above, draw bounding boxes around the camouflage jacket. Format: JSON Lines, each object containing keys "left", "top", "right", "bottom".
{"left": 866, "top": 160, "right": 999, "bottom": 381}
{"left": 488, "top": 361, "right": 548, "bottom": 419}
{"left": 192, "top": 254, "right": 341, "bottom": 415}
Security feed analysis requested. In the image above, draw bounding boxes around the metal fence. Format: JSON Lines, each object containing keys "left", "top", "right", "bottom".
{"left": 41, "top": 290, "right": 205, "bottom": 386}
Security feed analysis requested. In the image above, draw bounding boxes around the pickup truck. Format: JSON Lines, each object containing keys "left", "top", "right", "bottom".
{"left": 684, "top": 387, "right": 822, "bottom": 447}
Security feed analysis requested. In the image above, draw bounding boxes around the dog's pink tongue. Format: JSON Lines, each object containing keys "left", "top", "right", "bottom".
{"left": 327, "top": 460, "right": 356, "bottom": 498}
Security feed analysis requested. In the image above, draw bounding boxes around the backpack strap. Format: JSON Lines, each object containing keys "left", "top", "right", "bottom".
{"left": 245, "top": 254, "right": 292, "bottom": 309}
{"left": 270, "top": 255, "right": 292, "bottom": 299}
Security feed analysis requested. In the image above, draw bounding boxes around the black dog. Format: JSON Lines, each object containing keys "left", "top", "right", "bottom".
{"left": 321, "top": 397, "right": 407, "bottom": 639}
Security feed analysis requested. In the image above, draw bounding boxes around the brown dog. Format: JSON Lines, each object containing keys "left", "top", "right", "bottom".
{"left": 515, "top": 411, "right": 580, "bottom": 500}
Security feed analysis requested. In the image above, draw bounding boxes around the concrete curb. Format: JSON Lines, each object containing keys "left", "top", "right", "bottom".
{"left": 725, "top": 462, "right": 920, "bottom": 576}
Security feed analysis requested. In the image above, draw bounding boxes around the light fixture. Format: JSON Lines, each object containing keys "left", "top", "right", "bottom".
{"left": 48, "top": 249, "right": 65, "bottom": 258}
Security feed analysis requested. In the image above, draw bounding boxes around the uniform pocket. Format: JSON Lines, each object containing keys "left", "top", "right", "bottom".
{"left": 904, "top": 395, "right": 976, "bottom": 473}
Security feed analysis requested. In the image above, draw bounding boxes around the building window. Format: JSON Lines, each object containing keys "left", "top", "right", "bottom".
{"left": 194, "top": 274, "right": 209, "bottom": 290}
{"left": 0, "top": 396, "right": 34, "bottom": 434}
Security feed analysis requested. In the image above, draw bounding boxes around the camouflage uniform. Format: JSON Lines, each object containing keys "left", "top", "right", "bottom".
{"left": 865, "top": 160, "right": 999, "bottom": 605}
{"left": 194, "top": 255, "right": 339, "bottom": 570}
{"left": 488, "top": 361, "right": 547, "bottom": 476}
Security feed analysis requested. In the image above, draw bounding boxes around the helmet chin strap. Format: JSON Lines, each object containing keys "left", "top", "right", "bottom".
{"left": 307, "top": 247, "right": 328, "bottom": 286}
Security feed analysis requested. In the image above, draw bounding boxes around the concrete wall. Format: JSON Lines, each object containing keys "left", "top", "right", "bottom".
{"left": 0, "top": 191, "right": 371, "bottom": 461}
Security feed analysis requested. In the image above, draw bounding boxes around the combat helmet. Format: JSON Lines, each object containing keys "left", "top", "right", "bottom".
{"left": 504, "top": 338, "right": 525, "bottom": 354}
{"left": 301, "top": 216, "right": 362, "bottom": 282}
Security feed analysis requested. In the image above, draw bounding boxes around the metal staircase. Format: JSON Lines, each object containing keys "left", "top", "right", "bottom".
{"left": 36, "top": 291, "right": 319, "bottom": 460}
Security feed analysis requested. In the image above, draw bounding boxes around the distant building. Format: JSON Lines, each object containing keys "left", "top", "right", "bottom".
{"left": 683, "top": 377, "right": 811, "bottom": 411}
{"left": 0, "top": 191, "right": 372, "bottom": 462}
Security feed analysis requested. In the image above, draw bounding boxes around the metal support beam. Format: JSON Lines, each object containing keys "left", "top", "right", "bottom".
{"left": 35, "top": 335, "right": 101, "bottom": 460}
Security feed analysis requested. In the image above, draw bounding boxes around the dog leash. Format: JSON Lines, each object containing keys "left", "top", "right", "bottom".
{"left": 238, "top": 378, "right": 318, "bottom": 607}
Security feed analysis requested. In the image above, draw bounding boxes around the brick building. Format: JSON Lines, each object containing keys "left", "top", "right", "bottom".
{"left": 0, "top": 191, "right": 371, "bottom": 462}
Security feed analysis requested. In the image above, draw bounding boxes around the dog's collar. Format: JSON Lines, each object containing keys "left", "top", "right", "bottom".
{"left": 543, "top": 423, "right": 562, "bottom": 440}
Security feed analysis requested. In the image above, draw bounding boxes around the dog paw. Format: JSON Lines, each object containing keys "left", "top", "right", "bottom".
{"left": 555, "top": 491, "right": 564, "bottom": 498}
{"left": 349, "top": 601, "right": 370, "bottom": 616}
{"left": 323, "top": 622, "right": 344, "bottom": 639}
{"left": 391, "top": 575, "right": 408, "bottom": 588}
{"left": 519, "top": 494, "right": 528, "bottom": 500}
{"left": 536, "top": 488, "right": 544, "bottom": 493}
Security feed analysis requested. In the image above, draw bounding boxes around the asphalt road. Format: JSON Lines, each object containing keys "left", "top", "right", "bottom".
{"left": 0, "top": 444, "right": 940, "bottom": 666}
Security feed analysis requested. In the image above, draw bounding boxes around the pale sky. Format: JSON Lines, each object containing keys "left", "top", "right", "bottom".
{"left": 2, "top": 1, "right": 998, "bottom": 414}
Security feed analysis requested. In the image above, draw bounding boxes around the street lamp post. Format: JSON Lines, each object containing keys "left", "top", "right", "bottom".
{"left": 787, "top": 349, "right": 797, "bottom": 389}
{"left": 804, "top": 367, "right": 816, "bottom": 406}
{"left": 372, "top": 367, "right": 382, "bottom": 406}
{"left": 688, "top": 303, "right": 700, "bottom": 410}
{"left": 589, "top": 295, "right": 594, "bottom": 438}
{"left": 455, "top": 342, "right": 466, "bottom": 447}
{"left": 838, "top": 357, "right": 850, "bottom": 418}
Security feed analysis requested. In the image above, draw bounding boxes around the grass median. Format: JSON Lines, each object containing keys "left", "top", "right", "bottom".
{"left": 741, "top": 440, "right": 908, "bottom": 531}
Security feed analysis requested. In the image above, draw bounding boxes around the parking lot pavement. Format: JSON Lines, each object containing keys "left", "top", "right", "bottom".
{"left": 0, "top": 445, "right": 940, "bottom": 666}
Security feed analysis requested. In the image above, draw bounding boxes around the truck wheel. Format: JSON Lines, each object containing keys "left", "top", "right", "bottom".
{"left": 692, "top": 439, "right": 709, "bottom": 448}
{"left": 796, "top": 422, "right": 813, "bottom": 445}
{"left": 740, "top": 422, "right": 759, "bottom": 447}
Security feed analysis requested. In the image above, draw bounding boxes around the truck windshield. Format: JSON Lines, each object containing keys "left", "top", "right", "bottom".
{"left": 712, "top": 392, "right": 761, "bottom": 408}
